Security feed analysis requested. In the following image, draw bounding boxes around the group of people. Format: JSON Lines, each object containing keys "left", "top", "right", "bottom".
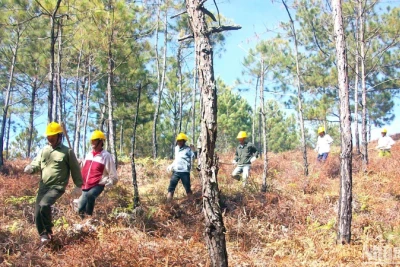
{"left": 24, "top": 122, "right": 117, "bottom": 244}
{"left": 24, "top": 122, "right": 395, "bottom": 244}
{"left": 168, "top": 126, "right": 396, "bottom": 201}
{"left": 314, "top": 126, "right": 396, "bottom": 161}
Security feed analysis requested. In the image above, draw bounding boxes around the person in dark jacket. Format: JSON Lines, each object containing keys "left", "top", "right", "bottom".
{"left": 78, "top": 130, "right": 118, "bottom": 219}
{"left": 24, "top": 122, "right": 83, "bottom": 244}
{"left": 231, "top": 131, "right": 259, "bottom": 186}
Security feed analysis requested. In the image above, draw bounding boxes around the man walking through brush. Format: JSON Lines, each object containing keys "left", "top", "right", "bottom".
{"left": 78, "top": 130, "right": 118, "bottom": 219}
{"left": 376, "top": 128, "right": 395, "bottom": 157}
{"left": 314, "top": 126, "right": 334, "bottom": 162}
{"left": 231, "top": 131, "right": 259, "bottom": 186}
{"left": 24, "top": 122, "right": 82, "bottom": 244}
{"left": 166, "top": 133, "right": 194, "bottom": 201}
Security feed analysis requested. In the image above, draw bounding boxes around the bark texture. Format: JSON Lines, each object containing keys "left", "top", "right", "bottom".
{"left": 185, "top": 0, "right": 228, "bottom": 265}
{"left": 332, "top": 0, "right": 353, "bottom": 244}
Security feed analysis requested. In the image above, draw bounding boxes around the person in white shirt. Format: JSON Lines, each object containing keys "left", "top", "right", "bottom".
{"left": 166, "top": 133, "right": 194, "bottom": 201}
{"left": 376, "top": 128, "right": 395, "bottom": 157}
{"left": 314, "top": 126, "right": 333, "bottom": 162}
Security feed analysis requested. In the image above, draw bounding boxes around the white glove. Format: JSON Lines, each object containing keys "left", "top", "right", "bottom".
{"left": 232, "top": 160, "right": 237, "bottom": 165}
{"left": 105, "top": 180, "right": 113, "bottom": 189}
{"left": 167, "top": 164, "right": 174, "bottom": 172}
{"left": 250, "top": 157, "right": 256, "bottom": 163}
{"left": 24, "top": 165, "right": 34, "bottom": 174}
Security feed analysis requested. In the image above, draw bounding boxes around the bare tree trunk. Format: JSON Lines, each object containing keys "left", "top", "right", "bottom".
{"left": 260, "top": 60, "right": 268, "bottom": 192}
{"left": 282, "top": 0, "right": 309, "bottom": 176}
{"left": 56, "top": 19, "right": 63, "bottom": 124}
{"left": 192, "top": 55, "right": 197, "bottom": 146}
{"left": 131, "top": 85, "right": 142, "bottom": 208}
{"left": 332, "top": 0, "right": 353, "bottom": 244}
{"left": 73, "top": 41, "right": 84, "bottom": 157}
{"left": 82, "top": 55, "right": 92, "bottom": 157}
{"left": 152, "top": 4, "right": 168, "bottom": 159}
{"left": 120, "top": 119, "right": 124, "bottom": 156}
{"left": 27, "top": 64, "right": 38, "bottom": 158}
{"left": 185, "top": 0, "right": 228, "bottom": 265}
{"left": 5, "top": 114, "right": 11, "bottom": 160}
{"left": 177, "top": 43, "right": 183, "bottom": 133}
{"left": 107, "top": 17, "right": 118, "bottom": 167}
{"left": 354, "top": 12, "right": 360, "bottom": 155}
{"left": 359, "top": 0, "right": 368, "bottom": 170}
{"left": 252, "top": 77, "right": 259, "bottom": 145}
{"left": 0, "top": 33, "right": 19, "bottom": 167}
{"left": 47, "top": 0, "right": 62, "bottom": 122}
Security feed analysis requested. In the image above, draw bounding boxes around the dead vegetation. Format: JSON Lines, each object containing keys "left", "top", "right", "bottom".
{"left": 1, "top": 145, "right": 399, "bottom": 266}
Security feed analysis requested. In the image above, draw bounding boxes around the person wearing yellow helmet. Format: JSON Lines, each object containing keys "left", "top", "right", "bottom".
{"left": 231, "top": 131, "right": 259, "bottom": 186}
{"left": 78, "top": 130, "right": 118, "bottom": 219}
{"left": 166, "top": 132, "right": 194, "bottom": 201}
{"left": 376, "top": 128, "right": 395, "bottom": 157}
{"left": 314, "top": 126, "right": 333, "bottom": 162}
{"left": 23, "top": 122, "right": 83, "bottom": 244}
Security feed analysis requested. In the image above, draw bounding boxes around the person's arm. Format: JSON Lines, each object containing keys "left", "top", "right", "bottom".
{"left": 105, "top": 154, "right": 118, "bottom": 185}
{"left": 24, "top": 150, "right": 42, "bottom": 174}
{"left": 327, "top": 135, "right": 333, "bottom": 144}
{"left": 69, "top": 149, "right": 83, "bottom": 188}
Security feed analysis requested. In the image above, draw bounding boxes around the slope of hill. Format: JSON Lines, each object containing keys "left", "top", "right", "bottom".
{"left": 1, "top": 143, "right": 399, "bottom": 266}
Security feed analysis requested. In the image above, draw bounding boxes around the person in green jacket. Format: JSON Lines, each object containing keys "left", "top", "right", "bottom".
{"left": 231, "top": 131, "right": 259, "bottom": 186}
{"left": 24, "top": 122, "right": 83, "bottom": 244}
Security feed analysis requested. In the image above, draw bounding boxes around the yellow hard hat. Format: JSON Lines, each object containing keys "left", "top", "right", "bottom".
{"left": 176, "top": 133, "right": 188, "bottom": 141}
{"left": 317, "top": 127, "right": 325, "bottom": 134}
{"left": 91, "top": 130, "right": 106, "bottom": 140}
{"left": 237, "top": 131, "right": 247, "bottom": 139}
{"left": 381, "top": 128, "right": 387, "bottom": 133}
{"left": 45, "top": 122, "right": 63, "bottom": 136}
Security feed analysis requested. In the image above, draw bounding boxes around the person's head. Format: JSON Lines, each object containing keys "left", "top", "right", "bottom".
{"left": 176, "top": 133, "right": 188, "bottom": 148}
{"left": 381, "top": 128, "right": 387, "bottom": 137}
{"left": 45, "top": 122, "right": 63, "bottom": 148}
{"left": 237, "top": 131, "right": 247, "bottom": 145}
{"left": 90, "top": 130, "right": 106, "bottom": 151}
{"left": 317, "top": 127, "right": 325, "bottom": 137}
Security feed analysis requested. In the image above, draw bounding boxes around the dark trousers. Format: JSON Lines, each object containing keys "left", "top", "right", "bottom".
{"left": 78, "top": 185, "right": 104, "bottom": 216}
{"left": 35, "top": 182, "right": 64, "bottom": 236}
{"left": 168, "top": 172, "right": 192, "bottom": 194}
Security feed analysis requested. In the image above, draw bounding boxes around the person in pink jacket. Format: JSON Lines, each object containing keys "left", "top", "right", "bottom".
{"left": 78, "top": 130, "right": 118, "bottom": 219}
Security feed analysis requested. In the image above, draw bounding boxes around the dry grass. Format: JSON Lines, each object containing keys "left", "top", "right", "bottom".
{"left": 1, "top": 144, "right": 399, "bottom": 266}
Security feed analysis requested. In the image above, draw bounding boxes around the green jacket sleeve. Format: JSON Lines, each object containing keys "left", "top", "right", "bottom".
{"left": 30, "top": 150, "right": 42, "bottom": 173}
{"left": 251, "top": 143, "right": 259, "bottom": 158}
{"left": 69, "top": 149, "right": 83, "bottom": 187}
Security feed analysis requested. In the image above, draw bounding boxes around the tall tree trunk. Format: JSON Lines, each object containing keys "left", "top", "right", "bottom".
{"left": 82, "top": 55, "right": 92, "bottom": 157}
{"left": 185, "top": 0, "right": 228, "bottom": 265}
{"left": 107, "top": 12, "right": 118, "bottom": 167}
{"left": 73, "top": 41, "right": 84, "bottom": 157}
{"left": 0, "top": 33, "right": 19, "bottom": 167}
{"left": 5, "top": 114, "right": 11, "bottom": 160}
{"left": 27, "top": 64, "right": 38, "bottom": 158}
{"left": 260, "top": 60, "right": 268, "bottom": 192}
{"left": 359, "top": 0, "right": 368, "bottom": 170}
{"left": 192, "top": 55, "right": 197, "bottom": 147}
{"left": 120, "top": 119, "right": 124, "bottom": 156}
{"left": 152, "top": 5, "right": 168, "bottom": 159}
{"left": 56, "top": 19, "right": 63, "bottom": 124}
{"left": 177, "top": 44, "right": 183, "bottom": 133}
{"left": 252, "top": 77, "right": 259, "bottom": 145}
{"left": 332, "top": 0, "right": 353, "bottom": 244}
{"left": 282, "top": 0, "right": 309, "bottom": 176}
{"left": 354, "top": 11, "right": 360, "bottom": 155}
{"left": 131, "top": 85, "right": 142, "bottom": 208}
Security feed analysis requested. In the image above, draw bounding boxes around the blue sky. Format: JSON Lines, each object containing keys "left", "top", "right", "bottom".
{"left": 209, "top": 0, "right": 400, "bottom": 140}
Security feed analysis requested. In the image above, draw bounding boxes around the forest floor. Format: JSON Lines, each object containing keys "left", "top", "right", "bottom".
{"left": 1, "top": 140, "right": 400, "bottom": 266}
